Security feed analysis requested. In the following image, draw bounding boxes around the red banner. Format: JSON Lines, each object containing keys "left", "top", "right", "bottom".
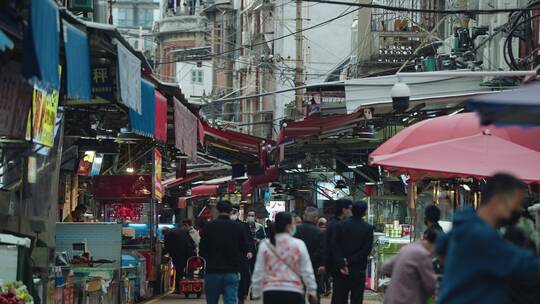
{"left": 93, "top": 175, "right": 152, "bottom": 200}
{"left": 155, "top": 90, "right": 167, "bottom": 142}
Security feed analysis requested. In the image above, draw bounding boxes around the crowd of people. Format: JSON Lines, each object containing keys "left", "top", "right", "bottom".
{"left": 163, "top": 173, "right": 540, "bottom": 304}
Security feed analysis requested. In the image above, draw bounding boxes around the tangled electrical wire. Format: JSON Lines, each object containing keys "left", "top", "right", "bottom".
{"left": 503, "top": 0, "right": 540, "bottom": 70}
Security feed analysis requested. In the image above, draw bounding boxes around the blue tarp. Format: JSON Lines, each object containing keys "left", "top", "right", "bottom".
{"left": 25, "top": 0, "right": 60, "bottom": 91}
{"left": 64, "top": 22, "right": 92, "bottom": 99}
{"left": 467, "top": 81, "right": 540, "bottom": 126}
{"left": 129, "top": 79, "right": 155, "bottom": 137}
{"left": 0, "top": 29, "right": 14, "bottom": 51}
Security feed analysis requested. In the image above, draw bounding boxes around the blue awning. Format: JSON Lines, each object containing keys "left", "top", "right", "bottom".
{"left": 64, "top": 22, "right": 92, "bottom": 99}
{"left": 467, "top": 81, "right": 540, "bottom": 126}
{"left": 0, "top": 29, "right": 14, "bottom": 52}
{"left": 25, "top": 0, "right": 60, "bottom": 91}
{"left": 129, "top": 79, "right": 156, "bottom": 138}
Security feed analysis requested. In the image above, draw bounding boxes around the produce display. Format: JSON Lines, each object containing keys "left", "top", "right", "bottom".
{"left": 0, "top": 281, "right": 33, "bottom": 304}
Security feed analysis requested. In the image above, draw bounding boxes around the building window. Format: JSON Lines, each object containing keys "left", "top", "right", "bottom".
{"left": 191, "top": 69, "right": 203, "bottom": 84}
{"left": 138, "top": 8, "right": 154, "bottom": 28}
{"left": 113, "top": 7, "right": 132, "bottom": 27}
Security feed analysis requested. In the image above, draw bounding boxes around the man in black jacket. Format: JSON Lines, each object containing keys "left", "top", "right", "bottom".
{"left": 294, "top": 206, "right": 325, "bottom": 294}
{"left": 231, "top": 206, "right": 256, "bottom": 304}
{"left": 331, "top": 201, "right": 373, "bottom": 304}
{"left": 163, "top": 225, "right": 196, "bottom": 292}
{"left": 322, "top": 199, "right": 352, "bottom": 272}
{"left": 200, "top": 201, "right": 248, "bottom": 304}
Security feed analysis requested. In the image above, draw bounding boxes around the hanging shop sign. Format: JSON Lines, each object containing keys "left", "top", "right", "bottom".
{"left": 0, "top": 63, "right": 33, "bottom": 139}
{"left": 153, "top": 149, "right": 163, "bottom": 201}
{"left": 26, "top": 67, "right": 62, "bottom": 147}
{"left": 316, "top": 182, "right": 350, "bottom": 200}
{"left": 91, "top": 64, "right": 114, "bottom": 101}
{"left": 93, "top": 175, "right": 152, "bottom": 200}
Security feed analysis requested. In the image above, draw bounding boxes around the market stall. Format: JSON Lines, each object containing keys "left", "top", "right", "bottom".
{"left": 55, "top": 223, "right": 121, "bottom": 304}
{"left": 0, "top": 233, "right": 35, "bottom": 304}
{"left": 92, "top": 175, "right": 161, "bottom": 302}
{"left": 368, "top": 113, "right": 540, "bottom": 289}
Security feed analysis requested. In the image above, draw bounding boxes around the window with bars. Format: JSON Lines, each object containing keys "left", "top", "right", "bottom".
{"left": 191, "top": 69, "right": 204, "bottom": 84}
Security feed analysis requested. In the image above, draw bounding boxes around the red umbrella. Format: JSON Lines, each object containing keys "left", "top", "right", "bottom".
{"left": 369, "top": 113, "right": 540, "bottom": 182}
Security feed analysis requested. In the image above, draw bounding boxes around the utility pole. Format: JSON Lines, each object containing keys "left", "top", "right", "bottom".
{"left": 294, "top": 0, "right": 303, "bottom": 115}
{"left": 108, "top": 0, "right": 113, "bottom": 25}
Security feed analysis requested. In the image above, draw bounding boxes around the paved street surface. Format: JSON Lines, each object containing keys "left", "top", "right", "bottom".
{"left": 145, "top": 291, "right": 383, "bottom": 304}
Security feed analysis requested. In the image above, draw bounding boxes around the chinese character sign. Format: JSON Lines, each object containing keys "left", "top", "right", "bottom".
{"left": 154, "top": 149, "right": 163, "bottom": 201}
{"left": 26, "top": 88, "right": 60, "bottom": 147}
{"left": 91, "top": 65, "right": 114, "bottom": 101}
{"left": 26, "top": 66, "right": 62, "bottom": 147}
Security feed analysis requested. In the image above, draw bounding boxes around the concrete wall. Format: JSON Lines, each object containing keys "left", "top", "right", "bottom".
{"left": 176, "top": 60, "right": 214, "bottom": 103}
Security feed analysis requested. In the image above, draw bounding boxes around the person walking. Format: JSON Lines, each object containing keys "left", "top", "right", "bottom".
{"left": 163, "top": 224, "right": 196, "bottom": 292}
{"left": 200, "top": 201, "right": 248, "bottom": 304}
{"left": 231, "top": 207, "right": 256, "bottom": 304}
{"left": 294, "top": 214, "right": 303, "bottom": 226}
{"left": 251, "top": 212, "right": 318, "bottom": 304}
{"left": 318, "top": 218, "right": 327, "bottom": 232}
{"left": 182, "top": 219, "right": 201, "bottom": 255}
{"left": 331, "top": 201, "right": 373, "bottom": 304}
{"left": 294, "top": 206, "right": 325, "bottom": 298}
{"left": 424, "top": 204, "right": 443, "bottom": 234}
{"left": 247, "top": 210, "right": 266, "bottom": 244}
{"left": 321, "top": 199, "right": 352, "bottom": 302}
{"left": 436, "top": 173, "right": 540, "bottom": 304}
{"left": 317, "top": 217, "right": 330, "bottom": 296}
{"left": 381, "top": 229, "right": 439, "bottom": 304}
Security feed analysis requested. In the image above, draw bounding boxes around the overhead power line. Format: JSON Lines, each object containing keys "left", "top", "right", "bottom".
{"left": 156, "top": 7, "right": 360, "bottom": 65}
{"left": 301, "top": 0, "right": 538, "bottom": 14}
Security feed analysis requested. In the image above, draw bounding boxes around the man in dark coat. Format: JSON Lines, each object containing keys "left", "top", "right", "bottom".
{"left": 231, "top": 206, "right": 256, "bottom": 304}
{"left": 322, "top": 199, "right": 352, "bottom": 278}
{"left": 294, "top": 206, "right": 325, "bottom": 295}
{"left": 331, "top": 201, "right": 373, "bottom": 304}
{"left": 200, "top": 201, "right": 249, "bottom": 304}
{"left": 163, "top": 225, "right": 196, "bottom": 292}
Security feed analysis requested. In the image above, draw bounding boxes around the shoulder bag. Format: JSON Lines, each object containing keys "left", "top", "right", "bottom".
{"left": 264, "top": 240, "right": 319, "bottom": 304}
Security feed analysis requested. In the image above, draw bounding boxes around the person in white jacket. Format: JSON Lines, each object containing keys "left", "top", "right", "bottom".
{"left": 251, "top": 212, "right": 318, "bottom": 304}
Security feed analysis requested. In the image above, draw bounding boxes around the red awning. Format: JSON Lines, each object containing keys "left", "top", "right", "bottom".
{"left": 191, "top": 184, "right": 221, "bottom": 196}
{"left": 154, "top": 90, "right": 167, "bottom": 142}
{"left": 277, "top": 111, "right": 366, "bottom": 143}
{"left": 163, "top": 172, "right": 203, "bottom": 189}
{"left": 241, "top": 165, "right": 279, "bottom": 196}
{"left": 202, "top": 122, "right": 274, "bottom": 156}
{"left": 177, "top": 195, "right": 202, "bottom": 208}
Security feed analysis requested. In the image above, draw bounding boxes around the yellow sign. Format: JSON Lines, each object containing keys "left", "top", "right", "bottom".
{"left": 26, "top": 67, "right": 62, "bottom": 147}
{"left": 154, "top": 149, "right": 163, "bottom": 201}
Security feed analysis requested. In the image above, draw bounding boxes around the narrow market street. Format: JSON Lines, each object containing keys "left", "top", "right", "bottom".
{"left": 2, "top": 1, "right": 540, "bottom": 304}
{"left": 144, "top": 292, "right": 383, "bottom": 304}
